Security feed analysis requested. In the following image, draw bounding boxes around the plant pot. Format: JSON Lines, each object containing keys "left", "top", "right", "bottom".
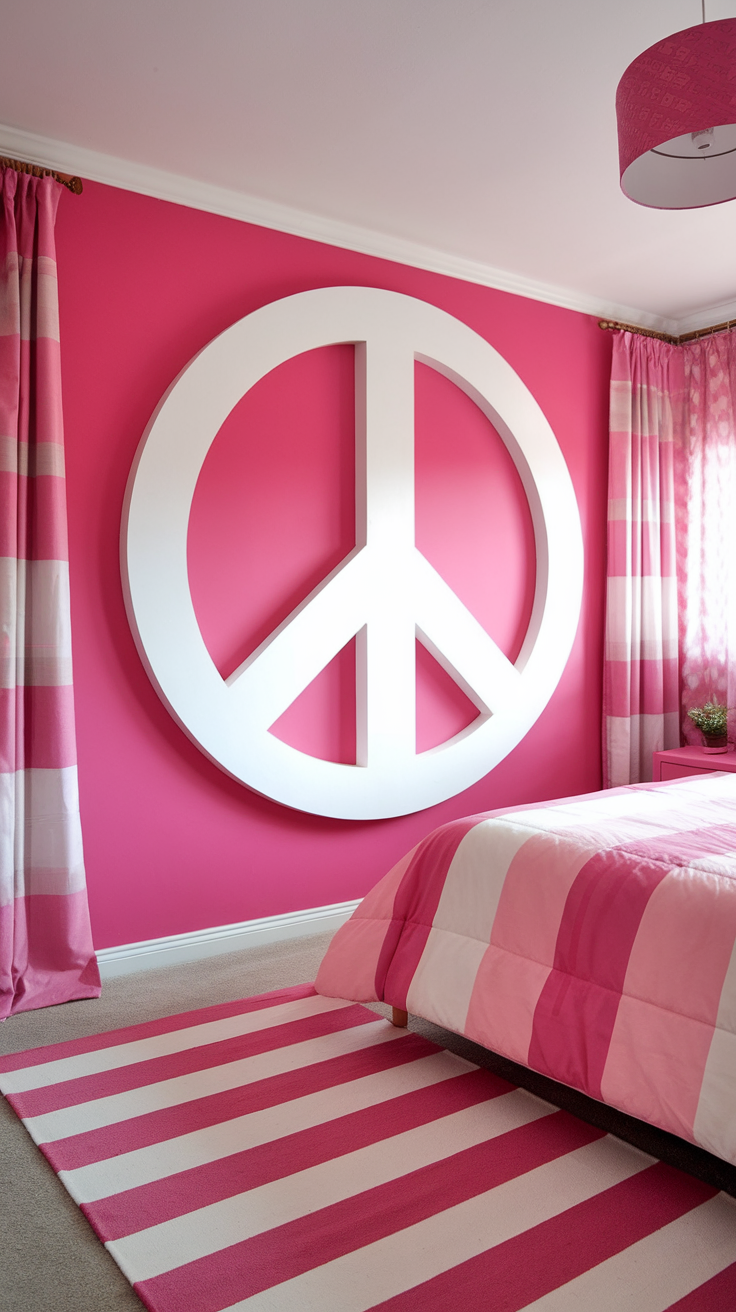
{"left": 702, "top": 733, "right": 728, "bottom": 754}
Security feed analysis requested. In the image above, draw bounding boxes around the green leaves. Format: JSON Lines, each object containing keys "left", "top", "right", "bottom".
{"left": 687, "top": 700, "right": 729, "bottom": 735}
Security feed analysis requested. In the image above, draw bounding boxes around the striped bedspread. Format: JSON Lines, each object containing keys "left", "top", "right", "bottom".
{"left": 316, "top": 774, "right": 736, "bottom": 1166}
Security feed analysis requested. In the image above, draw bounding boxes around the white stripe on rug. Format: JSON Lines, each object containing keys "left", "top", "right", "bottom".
{"left": 24, "top": 1018, "right": 403, "bottom": 1142}
{"left": 107, "top": 1087, "right": 556, "bottom": 1280}
{"left": 0, "top": 992, "right": 349, "bottom": 1093}
{"left": 217, "top": 1137, "right": 652, "bottom": 1312}
{"left": 62, "top": 1049, "right": 481, "bottom": 1202}
{"left": 521, "top": 1193, "right": 736, "bottom": 1312}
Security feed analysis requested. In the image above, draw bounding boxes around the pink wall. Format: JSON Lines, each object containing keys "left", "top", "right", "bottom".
{"left": 55, "top": 180, "right": 612, "bottom": 951}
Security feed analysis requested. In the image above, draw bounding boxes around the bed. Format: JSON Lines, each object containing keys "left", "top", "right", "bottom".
{"left": 315, "top": 772, "right": 736, "bottom": 1168}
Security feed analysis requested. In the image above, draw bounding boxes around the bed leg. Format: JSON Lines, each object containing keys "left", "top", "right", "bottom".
{"left": 391, "top": 1007, "right": 408, "bottom": 1028}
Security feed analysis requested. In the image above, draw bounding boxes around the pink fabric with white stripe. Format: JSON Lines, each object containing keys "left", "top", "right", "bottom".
{"left": 677, "top": 331, "right": 736, "bottom": 745}
{"left": 603, "top": 332, "right": 681, "bottom": 787}
{"left": 317, "top": 774, "right": 736, "bottom": 1168}
{"left": 0, "top": 167, "right": 99, "bottom": 1018}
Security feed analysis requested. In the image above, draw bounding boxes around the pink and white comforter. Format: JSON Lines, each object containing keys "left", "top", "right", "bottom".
{"left": 316, "top": 774, "right": 736, "bottom": 1166}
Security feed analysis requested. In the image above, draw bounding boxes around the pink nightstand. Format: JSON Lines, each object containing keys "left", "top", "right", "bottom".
{"left": 653, "top": 744, "right": 736, "bottom": 781}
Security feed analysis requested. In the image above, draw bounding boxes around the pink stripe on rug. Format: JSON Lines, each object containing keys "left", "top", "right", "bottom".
{"left": 528, "top": 849, "right": 669, "bottom": 1099}
{"left": 9, "top": 1005, "right": 374, "bottom": 1118}
{"left": 133, "top": 1111, "right": 602, "bottom": 1312}
{"left": 369, "top": 1162, "right": 717, "bottom": 1311}
{"left": 666, "top": 1261, "right": 736, "bottom": 1309}
{"left": 87, "top": 1066, "right": 513, "bottom": 1242}
{"left": 44, "top": 1031, "right": 437, "bottom": 1171}
{"left": 0, "top": 984, "right": 318, "bottom": 1074}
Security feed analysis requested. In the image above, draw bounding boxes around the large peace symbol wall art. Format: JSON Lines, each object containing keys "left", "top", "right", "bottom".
{"left": 121, "top": 287, "right": 583, "bottom": 821}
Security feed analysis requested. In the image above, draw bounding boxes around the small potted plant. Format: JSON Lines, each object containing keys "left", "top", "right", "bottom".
{"left": 687, "top": 700, "right": 730, "bottom": 753}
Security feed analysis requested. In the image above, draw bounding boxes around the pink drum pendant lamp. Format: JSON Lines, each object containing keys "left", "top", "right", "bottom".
{"left": 617, "top": 16, "right": 736, "bottom": 208}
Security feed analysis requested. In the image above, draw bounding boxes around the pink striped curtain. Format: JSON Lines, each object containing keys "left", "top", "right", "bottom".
{"left": 677, "top": 332, "right": 736, "bottom": 745}
{"left": 603, "top": 332, "right": 682, "bottom": 787}
{"left": 0, "top": 168, "right": 100, "bottom": 1018}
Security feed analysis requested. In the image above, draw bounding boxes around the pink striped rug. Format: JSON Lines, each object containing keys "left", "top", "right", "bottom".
{"left": 2, "top": 985, "right": 736, "bottom": 1311}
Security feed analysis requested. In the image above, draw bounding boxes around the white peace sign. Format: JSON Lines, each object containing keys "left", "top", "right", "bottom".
{"left": 122, "top": 287, "right": 583, "bottom": 820}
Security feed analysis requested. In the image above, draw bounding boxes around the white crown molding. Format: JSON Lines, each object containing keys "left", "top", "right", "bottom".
{"left": 96, "top": 899, "right": 360, "bottom": 978}
{"left": 8, "top": 122, "right": 734, "bottom": 338}
{"left": 674, "top": 297, "right": 736, "bottom": 336}
{"left": 0, "top": 121, "right": 679, "bottom": 332}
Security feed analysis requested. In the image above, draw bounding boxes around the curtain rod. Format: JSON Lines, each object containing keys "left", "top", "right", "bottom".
{"left": 0, "top": 156, "right": 83, "bottom": 195}
{"left": 598, "top": 317, "right": 736, "bottom": 345}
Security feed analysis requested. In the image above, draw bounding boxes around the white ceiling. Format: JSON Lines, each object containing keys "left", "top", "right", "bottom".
{"left": 2, "top": 0, "right": 736, "bottom": 332}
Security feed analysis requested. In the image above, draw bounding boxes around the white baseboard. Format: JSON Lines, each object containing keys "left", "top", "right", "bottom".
{"left": 96, "top": 900, "right": 360, "bottom": 979}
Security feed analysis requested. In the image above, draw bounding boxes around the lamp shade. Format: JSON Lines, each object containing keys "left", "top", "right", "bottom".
{"left": 617, "top": 17, "right": 736, "bottom": 208}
